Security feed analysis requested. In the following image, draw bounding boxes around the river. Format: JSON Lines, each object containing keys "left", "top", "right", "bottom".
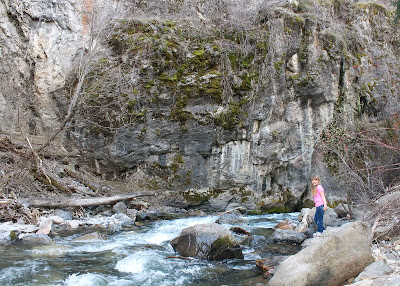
{"left": 0, "top": 212, "right": 300, "bottom": 286}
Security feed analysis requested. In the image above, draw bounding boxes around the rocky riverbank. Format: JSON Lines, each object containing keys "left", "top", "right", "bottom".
{"left": 0, "top": 197, "right": 399, "bottom": 286}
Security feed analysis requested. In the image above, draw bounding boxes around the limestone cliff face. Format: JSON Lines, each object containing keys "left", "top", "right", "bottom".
{"left": 1, "top": 0, "right": 399, "bottom": 211}
{"left": 0, "top": 0, "right": 84, "bottom": 133}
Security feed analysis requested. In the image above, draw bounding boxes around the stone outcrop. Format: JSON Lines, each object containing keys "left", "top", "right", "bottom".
{"left": 0, "top": 0, "right": 84, "bottom": 133}
{"left": 170, "top": 223, "right": 243, "bottom": 260}
{"left": 268, "top": 221, "right": 374, "bottom": 286}
{"left": 1, "top": 0, "right": 399, "bottom": 211}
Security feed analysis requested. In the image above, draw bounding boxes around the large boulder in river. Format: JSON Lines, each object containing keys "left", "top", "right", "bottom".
{"left": 268, "top": 221, "right": 374, "bottom": 286}
{"left": 170, "top": 223, "right": 243, "bottom": 260}
{"left": 20, "top": 234, "right": 52, "bottom": 245}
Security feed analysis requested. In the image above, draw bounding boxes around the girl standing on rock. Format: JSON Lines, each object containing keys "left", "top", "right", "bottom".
{"left": 311, "top": 176, "right": 328, "bottom": 236}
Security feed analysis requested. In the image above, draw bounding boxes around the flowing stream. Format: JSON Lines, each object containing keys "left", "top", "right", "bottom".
{"left": 0, "top": 213, "right": 300, "bottom": 286}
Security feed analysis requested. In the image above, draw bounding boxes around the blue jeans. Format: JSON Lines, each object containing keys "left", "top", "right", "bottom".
{"left": 314, "top": 205, "right": 325, "bottom": 233}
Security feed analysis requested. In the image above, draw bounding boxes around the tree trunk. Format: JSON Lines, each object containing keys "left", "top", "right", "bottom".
{"left": 19, "top": 192, "right": 154, "bottom": 208}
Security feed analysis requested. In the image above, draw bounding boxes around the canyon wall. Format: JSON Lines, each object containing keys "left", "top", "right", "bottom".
{"left": 1, "top": 0, "right": 399, "bottom": 211}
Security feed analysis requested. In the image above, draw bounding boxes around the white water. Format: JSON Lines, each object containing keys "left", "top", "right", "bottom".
{"left": 0, "top": 213, "right": 299, "bottom": 286}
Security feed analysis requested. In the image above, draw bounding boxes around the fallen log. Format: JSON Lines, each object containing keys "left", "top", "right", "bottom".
{"left": 0, "top": 199, "right": 12, "bottom": 205}
{"left": 19, "top": 191, "right": 154, "bottom": 208}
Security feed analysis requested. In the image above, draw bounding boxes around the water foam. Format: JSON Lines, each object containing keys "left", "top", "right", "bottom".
{"left": 115, "top": 251, "right": 149, "bottom": 274}
{"left": 64, "top": 273, "right": 107, "bottom": 286}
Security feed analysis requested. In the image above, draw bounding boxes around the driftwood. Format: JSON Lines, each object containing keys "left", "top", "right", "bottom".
{"left": 230, "top": 226, "right": 251, "bottom": 236}
{"left": 19, "top": 191, "right": 154, "bottom": 208}
{"left": 0, "top": 199, "right": 12, "bottom": 205}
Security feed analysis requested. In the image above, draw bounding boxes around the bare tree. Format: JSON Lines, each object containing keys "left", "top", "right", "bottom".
{"left": 37, "top": 0, "right": 129, "bottom": 153}
{"left": 316, "top": 116, "right": 400, "bottom": 238}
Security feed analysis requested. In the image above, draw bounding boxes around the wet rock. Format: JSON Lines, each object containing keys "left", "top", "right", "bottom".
{"left": 170, "top": 223, "right": 243, "bottom": 260}
{"left": 256, "top": 256, "right": 289, "bottom": 278}
{"left": 73, "top": 232, "right": 105, "bottom": 242}
{"left": 113, "top": 213, "right": 134, "bottom": 225}
{"left": 270, "top": 229, "right": 306, "bottom": 244}
{"left": 240, "top": 234, "right": 268, "bottom": 249}
{"left": 20, "top": 234, "right": 52, "bottom": 245}
{"left": 207, "top": 236, "right": 243, "bottom": 260}
{"left": 269, "top": 221, "right": 374, "bottom": 286}
{"left": 136, "top": 211, "right": 149, "bottom": 221}
{"left": 215, "top": 213, "right": 247, "bottom": 224}
{"left": 0, "top": 223, "right": 39, "bottom": 245}
{"left": 273, "top": 219, "right": 295, "bottom": 230}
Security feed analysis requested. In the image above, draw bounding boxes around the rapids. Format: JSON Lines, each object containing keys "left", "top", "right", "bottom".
{"left": 0, "top": 213, "right": 300, "bottom": 285}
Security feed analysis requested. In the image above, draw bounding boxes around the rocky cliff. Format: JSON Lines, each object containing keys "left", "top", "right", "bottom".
{"left": 1, "top": 0, "right": 399, "bottom": 212}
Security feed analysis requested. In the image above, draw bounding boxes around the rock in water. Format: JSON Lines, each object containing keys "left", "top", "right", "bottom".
{"left": 170, "top": 223, "right": 243, "bottom": 260}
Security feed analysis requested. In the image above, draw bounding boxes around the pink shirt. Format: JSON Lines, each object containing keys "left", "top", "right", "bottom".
{"left": 313, "top": 185, "right": 325, "bottom": 207}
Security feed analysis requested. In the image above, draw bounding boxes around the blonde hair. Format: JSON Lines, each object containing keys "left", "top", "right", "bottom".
{"left": 311, "top": 176, "right": 321, "bottom": 197}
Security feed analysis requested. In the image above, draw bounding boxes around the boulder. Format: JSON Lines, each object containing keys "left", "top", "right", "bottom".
{"left": 268, "top": 221, "right": 374, "bottom": 286}
{"left": 206, "top": 236, "right": 244, "bottom": 260}
{"left": 349, "top": 275, "right": 400, "bottom": 286}
{"left": 126, "top": 208, "right": 138, "bottom": 220}
{"left": 113, "top": 213, "right": 134, "bottom": 224}
{"left": 113, "top": 201, "right": 128, "bottom": 214}
{"left": 274, "top": 219, "right": 295, "bottom": 230}
{"left": 215, "top": 213, "right": 247, "bottom": 224}
{"left": 333, "top": 204, "right": 349, "bottom": 218}
{"left": 53, "top": 209, "right": 72, "bottom": 220}
{"left": 66, "top": 220, "right": 81, "bottom": 229}
{"left": 20, "top": 234, "right": 52, "bottom": 245}
{"left": 270, "top": 229, "right": 306, "bottom": 244}
{"left": 47, "top": 215, "right": 65, "bottom": 224}
{"left": 256, "top": 256, "right": 289, "bottom": 278}
{"left": 242, "top": 233, "right": 267, "bottom": 244}
{"left": 170, "top": 223, "right": 243, "bottom": 260}
{"left": 354, "top": 261, "right": 392, "bottom": 282}
{"left": 0, "top": 223, "right": 39, "bottom": 245}
{"left": 73, "top": 232, "right": 105, "bottom": 242}
{"left": 36, "top": 218, "right": 54, "bottom": 235}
